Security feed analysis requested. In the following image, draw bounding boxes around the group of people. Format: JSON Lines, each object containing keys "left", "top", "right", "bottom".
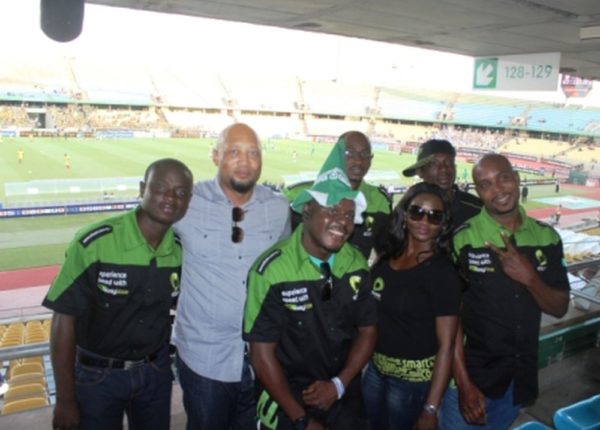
{"left": 43, "top": 124, "right": 570, "bottom": 430}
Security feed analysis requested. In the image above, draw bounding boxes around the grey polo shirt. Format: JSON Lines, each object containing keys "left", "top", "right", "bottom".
{"left": 173, "top": 178, "right": 291, "bottom": 382}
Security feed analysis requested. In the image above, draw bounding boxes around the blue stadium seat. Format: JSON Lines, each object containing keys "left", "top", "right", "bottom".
{"left": 512, "top": 421, "right": 552, "bottom": 429}
{"left": 554, "top": 394, "right": 600, "bottom": 430}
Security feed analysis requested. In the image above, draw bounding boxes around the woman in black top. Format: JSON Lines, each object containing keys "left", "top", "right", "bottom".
{"left": 362, "top": 182, "right": 461, "bottom": 430}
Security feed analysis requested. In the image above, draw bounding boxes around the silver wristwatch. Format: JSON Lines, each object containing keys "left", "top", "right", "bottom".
{"left": 423, "top": 403, "right": 438, "bottom": 415}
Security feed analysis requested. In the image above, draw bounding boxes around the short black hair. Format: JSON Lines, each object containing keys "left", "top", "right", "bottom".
{"left": 143, "top": 158, "right": 193, "bottom": 183}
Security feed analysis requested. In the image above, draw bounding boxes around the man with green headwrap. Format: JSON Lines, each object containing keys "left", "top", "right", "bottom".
{"left": 243, "top": 142, "right": 377, "bottom": 430}
{"left": 283, "top": 131, "right": 391, "bottom": 260}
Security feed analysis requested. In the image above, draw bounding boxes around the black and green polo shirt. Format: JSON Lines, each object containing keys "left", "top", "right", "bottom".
{"left": 243, "top": 225, "right": 377, "bottom": 386}
{"left": 451, "top": 185, "right": 482, "bottom": 230}
{"left": 453, "top": 206, "right": 569, "bottom": 405}
{"left": 283, "top": 180, "right": 391, "bottom": 259}
{"left": 43, "top": 208, "right": 182, "bottom": 360}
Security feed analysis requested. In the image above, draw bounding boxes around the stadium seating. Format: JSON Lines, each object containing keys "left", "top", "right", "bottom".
{"left": 3, "top": 383, "right": 47, "bottom": 403}
{"left": 451, "top": 102, "right": 523, "bottom": 127}
{"left": 1, "top": 397, "right": 49, "bottom": 415}
{"left": 553, "top": 394, "right": 600, "bottom": 430}
{"left": 303, "top": 80, "right": 373, "bottom": 116}
{"left": 9, "top": 363, "right": 44, "bottom": 379}
{"left": 21, "top": 356, "right": 45, "bottom": 366}
{"left": 7, "top": 372, "right": 46, "bottom": 388}
{"left": 527, "top": 106, "right": 599, "bottom": 134}
{"left": 501, "top": 138, "right": 567, "bottom": 158}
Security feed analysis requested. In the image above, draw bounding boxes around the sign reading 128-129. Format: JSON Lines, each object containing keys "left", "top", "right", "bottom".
{"left": 473, "top": 52, "right": 560, "bottom": 91}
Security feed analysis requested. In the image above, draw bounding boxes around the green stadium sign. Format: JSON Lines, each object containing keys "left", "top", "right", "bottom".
{"left": 473, "top": 52, "right": 560, "bottom": 91}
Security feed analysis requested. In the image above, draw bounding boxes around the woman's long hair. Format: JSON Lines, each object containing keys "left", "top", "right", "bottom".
{"left": 375, "top": 182, "right": 453, "bottom": 260}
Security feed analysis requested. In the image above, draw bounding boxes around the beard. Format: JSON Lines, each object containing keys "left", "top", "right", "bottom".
{"left": 230, "top": 177, "right": 256, "bottom": 194}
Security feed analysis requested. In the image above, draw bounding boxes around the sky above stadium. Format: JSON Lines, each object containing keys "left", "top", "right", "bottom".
{"left": 1, "top": 0, "right": 598, "bottom": 105}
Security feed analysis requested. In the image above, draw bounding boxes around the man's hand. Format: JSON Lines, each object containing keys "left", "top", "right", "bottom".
{"left": 52, "top": 397, "right": 80, "bottom": 430}
{"left": 412, "top": 412, "right": 437, "bottom": 430}
{"left": 301, "top": 380, "right": 337, "bottom": 411}
{"left": 458, "top": 382, "right": 486, "bottom": 425}
{"left": 486, "top": 231, "right": 537, "bottom": 286}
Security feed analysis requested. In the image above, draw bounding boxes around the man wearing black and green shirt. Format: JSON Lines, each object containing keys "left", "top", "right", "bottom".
{"left": 284, "top": 131, "right": 391, "bottom": 260}
{"left": 244, "top": 141, "right": 377, "bottom": 430}
{"left": 43, "top": 158, "right": 193, "bottom": 430}
{"left": 439, "top": 154, "right": 569, "bottom": 430}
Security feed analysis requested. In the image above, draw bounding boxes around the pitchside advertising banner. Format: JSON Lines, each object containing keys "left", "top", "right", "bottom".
{"left": 473, "top": 52, "right": 560, "bottom": 91}
{"left": 0, "top": 201, "right": 139, "bottom": 219}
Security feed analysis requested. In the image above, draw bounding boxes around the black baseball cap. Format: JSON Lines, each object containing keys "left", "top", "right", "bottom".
{"left": 402, "top": 139, "right": 456, "bottom": 177}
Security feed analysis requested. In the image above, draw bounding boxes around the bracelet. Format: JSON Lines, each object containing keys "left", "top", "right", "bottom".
{"left": 330, "top": 376, "right": 345, "bottom": 399}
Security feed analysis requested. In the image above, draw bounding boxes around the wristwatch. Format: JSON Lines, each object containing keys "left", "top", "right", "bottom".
{"left": 423, "top": 403, "right": 438, "bottom": 415}
{"left": 293, "top": 415, "right": 308, "bottom": 430}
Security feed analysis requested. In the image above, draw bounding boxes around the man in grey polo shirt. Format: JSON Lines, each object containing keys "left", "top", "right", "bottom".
{"left": 173, "top": 123, "right": 291, "bottom": 430}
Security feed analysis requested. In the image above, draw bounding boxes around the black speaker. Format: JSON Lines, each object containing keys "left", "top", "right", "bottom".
{"left": 41, "top": 0, "right": 85, "bottom": 42}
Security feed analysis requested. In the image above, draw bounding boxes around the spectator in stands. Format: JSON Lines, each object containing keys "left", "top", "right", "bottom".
{"left": 363, "top": 182, "right": 460, "bottom": 430}
{"left": 439, "top": 154, "right": 569, "bottom": 430}
{"left": 403, "top": 139, "right": 482, "bottom": 229}
{"left": 172, "top": 123, "right": 291, "bottom": 430}
{"left": 243, "top": 142, "right": 376, "bottom": 430}
{"left": 284, "top": 131, "right": 392, "bottom": 260}
{"left": 43, "top": 158, "right": 194, "bottom": 430}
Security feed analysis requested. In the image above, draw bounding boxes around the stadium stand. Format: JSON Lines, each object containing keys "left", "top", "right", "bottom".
{"left": 500, "top": 137, "right": 569, "bottom": 158}
{"left": 527, "top": 106, "right": 600, "bottom": 135}
{"left": 378, "top": 87, "right": 442, "bottom": 122}
{"left": 1, "top": 397, "right": 49, "bottom": 415}
{"left": 305, "top": 116, "right": 367, "bottom": 137}
{"left": 222, "top": 74, "right": 297, "bottom": 112}
{"left": 302, "top": 80, "right": 374, "bottom": 116}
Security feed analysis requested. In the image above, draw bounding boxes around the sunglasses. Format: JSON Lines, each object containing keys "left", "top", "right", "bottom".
{"left": 344, "top": 149, "right": 373, "bottom": 160}
{"left": 406, "top": 204, "right": 445, "bottom": 226}
{"left": 320, "top": 262, "right": 333, "bottom": 302}
{"left": 231, "top": 207, "right": 245, "bottom": 243}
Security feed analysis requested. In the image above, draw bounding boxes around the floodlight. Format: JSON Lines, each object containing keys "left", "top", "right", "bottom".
{"left": 41, "top": 0, "right": 85, "bottom": 42}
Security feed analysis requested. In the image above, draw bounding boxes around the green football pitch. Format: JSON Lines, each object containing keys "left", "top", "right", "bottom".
{"left": 0, "top": 136, "right": 557, "bottom": 271}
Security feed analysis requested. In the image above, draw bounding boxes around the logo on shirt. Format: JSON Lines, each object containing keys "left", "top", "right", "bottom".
{"left": 349, "top": 275, "right": 361, "bottom": 301}
{"left": 97, "top": 270, "right": 128, "bottom": 296}
{"left": 281, "top": 287, "right": 313, "bottom": 311}
{"left": 170, "top": 272, "right": 180, "bottom": 298}
{"left": 363, "top": 216, "right": 374, "bottom": 237}
{"left": 535, "top": 249, "right": 548, "bottom": 271}
{"left": 372, "top": 276, "right": 384, "bottom": 301}
{"left": 467, "top": 251, "right": 495, "bottom": 273}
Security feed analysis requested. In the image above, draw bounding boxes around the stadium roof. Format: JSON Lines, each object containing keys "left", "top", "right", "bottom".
{"left": 90, "top": 0, "right": 600, "bottom": 80}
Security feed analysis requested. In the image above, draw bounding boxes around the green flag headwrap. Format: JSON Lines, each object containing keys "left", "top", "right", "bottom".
{"left": 291, "top": 137, "right": 367, "bottom": 223}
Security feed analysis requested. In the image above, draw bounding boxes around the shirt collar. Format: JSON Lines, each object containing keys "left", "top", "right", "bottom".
{"left": 291, "top": 224, "right": 351, "bottom": 278}
{"left": 123, "top": 207, "right": 175, "bottom": 256}
{"left": 479, "top": 205, "right": 533, "bottom": 246}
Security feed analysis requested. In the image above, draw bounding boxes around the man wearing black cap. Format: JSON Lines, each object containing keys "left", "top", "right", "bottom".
{"left": 403, "top": 139, "right": 482, "bottom": 229}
